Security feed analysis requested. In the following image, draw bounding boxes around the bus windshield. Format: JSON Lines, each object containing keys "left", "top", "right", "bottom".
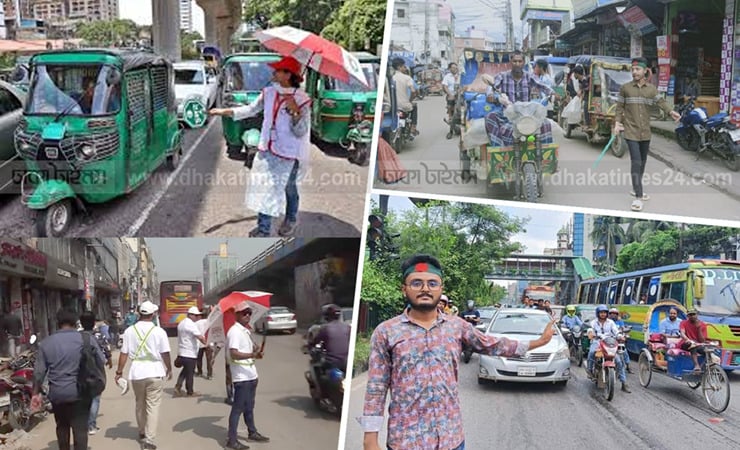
{"left": 697, "top": 268, "right": 740, "bottom": 314}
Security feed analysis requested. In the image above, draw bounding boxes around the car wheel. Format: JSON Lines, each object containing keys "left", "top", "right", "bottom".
{"left": 289, "top": 328, "right": 296, "bottom": 335}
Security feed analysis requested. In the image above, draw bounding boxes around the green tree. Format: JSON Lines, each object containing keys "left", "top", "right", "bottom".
{"left": 76, "top": 19, "right": 140, "bottom": 47}
{"left": 244, "top": 0, "right": 343, "bottom": 35}
{"left": 590, "top": 216, "right": 626, "bottom": 274}
{"left": 321, "top": 0, "right": 387, "bottom": 52}
{"left": 181, "top": 31, "right": 204, "bottom": 60}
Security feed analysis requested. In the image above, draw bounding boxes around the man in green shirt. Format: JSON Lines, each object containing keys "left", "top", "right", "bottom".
{"left": 614, "top": 57, "right": 680, "bottom": 212}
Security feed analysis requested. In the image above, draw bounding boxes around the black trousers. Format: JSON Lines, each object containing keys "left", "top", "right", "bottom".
{"left": 626, "top": 139, "right": 651, "bottom": 198}
{"left": 52, "top": 398, "right": 92, "bottom": 450}
{"left": 176, "top": 356, "right": 197, "bottom": 394}
{"left": 196, "top": 347, "right": 213, "bottom": 377}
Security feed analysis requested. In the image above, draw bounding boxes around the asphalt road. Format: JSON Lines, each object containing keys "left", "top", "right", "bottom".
{"left": 344, "top": 353, "right": 740, "bottom": 449}
{"left": 377, "top": 96, "right": 740, "bottom": 223}
{"left": 21, "top": 333, "right": 341, "bottom": 450}
{"left": 0, "top": 120, "right": 367, "bottom": 237}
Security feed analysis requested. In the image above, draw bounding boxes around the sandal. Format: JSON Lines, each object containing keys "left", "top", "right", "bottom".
{"left": 630, "top": 199, "right": 643, "bottom": 211}
{"left": 630, "top": 191, "right": 650, "bottom": 200}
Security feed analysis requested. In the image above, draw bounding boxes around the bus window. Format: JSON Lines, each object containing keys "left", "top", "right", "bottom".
{"left": 622, "top": 278, "right": 636, "bottom": 304}
{"left": 667, "top": 282, "right": 687, "bottom": 305}
{"left": 597, "top": 283, "right": 609, "bottom": 304}
{"left": 614, "top": 280, "right": 624, "bottom": 304}
{"left": 659, "top": 283, "right": 671, "bottom": 302}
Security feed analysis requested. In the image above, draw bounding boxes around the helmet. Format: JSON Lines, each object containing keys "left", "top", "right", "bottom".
{"left": 322, "top": 304, "right": 341, "bottom": 321}
{"left": 609, "top": 308, "right": 619, "bottom": 315}
{"left": 596, "top": 305, "right": 609, "bottom": 315}
{"left": 467, "top": 300, "right": 474, "bottom": 309}
{"left": 566, "top": 305, "right": 576, "bottom": 315}
{"left": 439, "top": 295, "right": 449, "bottom": 304}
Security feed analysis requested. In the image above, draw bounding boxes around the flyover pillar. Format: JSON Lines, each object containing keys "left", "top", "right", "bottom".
{"left": 196, "top": 0, "right": 243, "bottom": 53}
{"left": 151, "top": 0, "right": 182, "bottom": 62}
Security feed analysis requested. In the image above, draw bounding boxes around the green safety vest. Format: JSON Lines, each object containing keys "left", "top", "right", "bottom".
{"left": 131, "top": 324, "right": 158, "bottom": 362}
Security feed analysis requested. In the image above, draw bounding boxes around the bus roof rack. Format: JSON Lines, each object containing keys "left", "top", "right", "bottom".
{"left": 687, "top": 259, "right": 740, "bottom": 266}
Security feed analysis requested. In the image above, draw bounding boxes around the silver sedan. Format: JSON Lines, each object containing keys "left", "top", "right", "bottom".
{"left": 255, "top": 306, "right": 298, "bottom": 334}
{"left": 478, "top": 308, "right": 570, "bottom": 386}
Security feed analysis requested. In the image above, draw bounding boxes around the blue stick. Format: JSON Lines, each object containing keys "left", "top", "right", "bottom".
{"left": 593, "top": 134, "right": 616, "bottom": 169}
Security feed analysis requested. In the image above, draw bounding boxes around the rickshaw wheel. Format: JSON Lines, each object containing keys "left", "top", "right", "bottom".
{"left": 611, "top": 134, "right": 627, "bottom": 158}
{"left": 702, "top": 364, "right": 730, "bottom": 413}
{"left": 348, "top": 143, "right": 369, "bottom": 166}
{"left": 638, "top": 352, "right": 652, "bottom": 387}
{"left": 522, "top": 164, "right": 538, "bottom": 203}
{"left": 723, "top": 148, "right": 740, "bottom": 172}
{"left": 36, "top": 199, "right": 73, "bottom": 237}
{"left": 167, "top": 141, "right": 182, "bottom": 171}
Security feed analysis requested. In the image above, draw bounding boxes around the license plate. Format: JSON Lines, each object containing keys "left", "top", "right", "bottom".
{"left": 729, "top": 129, "right": 740, "bottom": 142}
{"left": 517, "top": 367, "right": 536, "bottom": 377}
{"left": 45, "top": 146, "right": 59, "bottom": 159}
{"left": 398, "top": 118, "right": 406, "bottom": 127}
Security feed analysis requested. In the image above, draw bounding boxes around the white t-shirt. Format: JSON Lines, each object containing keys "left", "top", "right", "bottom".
{"left": 122, "top": 321, "right": 170, "bottom": 381}
{"left": 227, "top": 322, "right": 259, "bottom": 382}
{"left": 442, "top": 72, "right": 458, "bottom": 96}
{"left": 177, "top": 317, "right": 202, "bottom": 358}
{"left": 196, "top": 319, "right": 209, "bottom": 349}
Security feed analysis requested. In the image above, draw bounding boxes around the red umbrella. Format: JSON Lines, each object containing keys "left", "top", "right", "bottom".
{"left": 254, "top": 25, "right": 369, "bottom": 87}
{"left": 204, "top": 291, "right": 273, "bottom": 348}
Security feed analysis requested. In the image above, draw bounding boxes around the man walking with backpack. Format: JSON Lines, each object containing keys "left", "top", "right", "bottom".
{"left": 80, "top": 311, "right": 113, "bottom": 435}
{"left": 115, "top": 301, "right": 172, "bottom": 450}
{"left": 33, "top": 309, "right": 106, "bottom": 450}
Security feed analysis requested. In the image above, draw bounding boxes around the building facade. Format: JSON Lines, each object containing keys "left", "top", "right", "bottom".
{"left": 179, "top": 0, "right": 192, "bottom": 32}
{"left": 202, "top": 243, "right": 239, "bottom": 294}
{"left": 391, "top": 0, "right": 456, "bottom": 68}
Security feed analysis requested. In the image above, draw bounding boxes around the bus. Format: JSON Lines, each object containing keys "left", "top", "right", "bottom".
{"left": 159, "top": 280, "right": 204, "bottom": 335}
{"left": 522, "top": 285, "right": 556, "bottom": 304}
{"left": 575, "top": 259, "right": 740, "bottom": 371}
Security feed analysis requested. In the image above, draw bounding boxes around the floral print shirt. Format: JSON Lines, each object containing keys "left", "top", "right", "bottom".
{"left": 358, "top": 310, "right": 529, "bottom": 450}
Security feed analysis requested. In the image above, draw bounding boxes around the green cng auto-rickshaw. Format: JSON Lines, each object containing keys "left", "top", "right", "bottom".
{"left": 306, "top": 51, "right": 379, "bottom": 166}
{"left": 15, "top": 49, "right": 183, "bottom": 236}
{"left": 218, "top": 52, "right": 281, "bottom": 164}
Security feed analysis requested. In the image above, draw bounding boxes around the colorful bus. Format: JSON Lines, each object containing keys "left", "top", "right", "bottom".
{"left": 159, "top": 280, "right": 204, "bottom": 335}
{"left": 523, "top": 285, "right": 556, "bottom": 303}
{"left": 575, "top": 259, "right": 740, "bottom": 371}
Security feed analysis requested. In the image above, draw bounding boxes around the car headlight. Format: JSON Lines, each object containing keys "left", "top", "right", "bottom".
{"left": 80, "top": 144, "right": 97, "bottom": 159}
{"left": 554, "top": 347, "right": 569, "bottom": 360}
{"left": 515, "top": 117, "right": 539, "bottom": 136}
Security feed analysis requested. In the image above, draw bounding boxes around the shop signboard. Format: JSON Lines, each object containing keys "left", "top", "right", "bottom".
{"left": 630, "top": 34, "right": 643, "bottom": 58}
{"left": 658, "top": 65, "right": 671, "bottom": 93}
{"left": 572, "top": 0, "right": 622, "bottom": 20}
{"left": 617, "top": 6, "right": 657, "bottom": 36}
{"left": 720, "top": 3, "right": 734, "bottom": 112}
{"left": 0, "top": 239, "right": 47, "bottom": 279}
{"left": 656, "top": 35, "right": 670, "bottom": 65}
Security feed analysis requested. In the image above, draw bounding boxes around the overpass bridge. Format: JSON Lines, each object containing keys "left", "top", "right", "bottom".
{"left": 152, "top": 0, "right": 242, "bottom": 62}
{"left": 204, "top": 238, "right": 360, "bottom": 327}
{"left": 486, "top": 254, "right": 599, "bottom": 304}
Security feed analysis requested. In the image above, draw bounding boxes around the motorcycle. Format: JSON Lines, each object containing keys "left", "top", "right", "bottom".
{"left": 461, "top": 314, "right": 480, "bottom": 364}
{"left": 395, "top": 107, "right": 415, "bottom": 152}
{"left": 675, "top": 96, "right": 740, "bottom": 171}
{"left": 304, "top": 343, "right": 344, "bottom": 416}
{"left": 1, "top": 335, "right": 51, "bottom": 431}
{"left": 560, "top": 324, "right": 584, "bottom": 367}
{"left": 590, "top": 334, "right": 620, "bottom": 401}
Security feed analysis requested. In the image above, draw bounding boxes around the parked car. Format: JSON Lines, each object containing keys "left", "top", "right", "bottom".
{"left": 478, "top": 308, "right": 570, "bottom": 386}
{"left": 174, "top": 60, "right": 218, "bottom": 125}
{"left": 255, "top": 306, "right": 297, "bottom": 334}
{"left": 0, "top": 80, "right": 26, "bottom": 194}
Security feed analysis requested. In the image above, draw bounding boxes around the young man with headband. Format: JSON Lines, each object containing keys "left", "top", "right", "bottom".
{"left": 614, "top": 57, "right": 681, "bottom": 212}
{"left": 358, "top": 254, "right": 556, "bottom": 450}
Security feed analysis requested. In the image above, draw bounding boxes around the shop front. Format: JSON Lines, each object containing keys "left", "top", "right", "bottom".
{"left": 0, "top": 239, "right": 47, "bottom": 346}
{"left": 43, "top": 258, "right": 83, "bottom": 337}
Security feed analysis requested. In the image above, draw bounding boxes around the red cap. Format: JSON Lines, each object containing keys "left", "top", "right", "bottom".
{"left": 269, "top": 56, "right": 303, "bottom": 81}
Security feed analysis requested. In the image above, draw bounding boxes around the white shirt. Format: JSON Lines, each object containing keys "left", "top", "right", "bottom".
{"left": 442, "top": 72, "right": 458, "bottom": 96}
{"left": 196, "top": 319, "right": 209, "bottom": 349}
{"left": 122, "top": 321, "right": 170, "bottom": 381}
{"left": 227, "top": 322, "right": 259, "bottom": 382}
{"left": 177, "top": 317, "right": 202, "bottom": 358}
{"left": 589, "top": 318, "right": 620, "bottom": 340}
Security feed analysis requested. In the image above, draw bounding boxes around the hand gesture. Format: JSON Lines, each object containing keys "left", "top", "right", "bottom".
{"left": 284, "top": 96, "right": 301, "bottom": 115}
{"left": 254, "top": 351, "right": 264, "bottom": 360}
{"left": 208, "top": 108, "right": 232, "bottom": 117}
{"left": 613, "top": 121, "right": 624, "bottom": 134}
{"left": 542, "top": 319, "right": 557, "bottom": 342}
{"left": 107, "top": 360, "right": 113, "bottom": 369}
{"left": 670, "top": 110, "right": 681, "bottom": 122}
{"left": 30, "top": 394, "right": 43, "bottom": 412}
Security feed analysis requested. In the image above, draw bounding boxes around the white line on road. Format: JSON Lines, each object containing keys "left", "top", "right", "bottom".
{"left": 125, "top": 120, "right": 217, "bottom": 236}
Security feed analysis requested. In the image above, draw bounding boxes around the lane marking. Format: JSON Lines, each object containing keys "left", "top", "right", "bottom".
{"left": 126, "top": 120, "right": 217, "bottom": 236}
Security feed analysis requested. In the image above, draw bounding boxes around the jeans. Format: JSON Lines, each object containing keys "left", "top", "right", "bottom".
{"left": 227, "top": 379, "right": 259, "bottom": 443}
{"left": 88, "top": 395, "right": 101, "bottom": 429}
{"left": 588, "top": 342, "right": 627, "bottom": 383}
{"left": 256, "top": 160, "right": 300, "bottom": 234}
{"left": 175, "top": 356, "right": 197, "bottom": 395}
{"left": 196, "top": 347, "right": 213, "bottom": 377}
{"left": 52, "top": 398, "right": 92, "bottom": 450}
{"left": 626, "top": 139, "right": 650, "bottom": 198}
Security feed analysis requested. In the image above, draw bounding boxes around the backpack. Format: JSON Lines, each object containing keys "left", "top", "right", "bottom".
{"left": 78, "top": 332, "right": 107, "bottom": 399}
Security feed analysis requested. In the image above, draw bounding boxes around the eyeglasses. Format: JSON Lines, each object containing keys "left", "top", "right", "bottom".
{"left": 406, "top": 279, "right": 442, "bottom": 290}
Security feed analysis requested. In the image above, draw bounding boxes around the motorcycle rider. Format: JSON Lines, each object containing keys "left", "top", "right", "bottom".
{"left": 311, "top": 304, "right": 350, "bottom": 375}
{"left": 587, "top": 305, "right": 631, "bottom": 393}
{"left": 391, "top": 58, "right": 419, "bottom": 138}
{"left": 461, "top": 300, "right": 480, "bottom": 325}
{"left": 609, "top": 308, "right": 632, "bottom": 373}
{"left": 560, "top": 305, "right": 583, "bottom": 329}
{"left": 442, "top": 62, "right": 460, "bottom": 139}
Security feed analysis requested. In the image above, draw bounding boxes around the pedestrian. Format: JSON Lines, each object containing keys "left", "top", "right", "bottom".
{"left": 614, "top": 57, "right": 681, "bottom": 212}
{"left": 209, "top": 56, "right": 312, "bottom": 237}
{"left": 79, "top": 310, "right": 113, "bottom": 435}
{"left": 196, "top": 307, "right": 214, "bottom": 379}
{"left": 174, "top": 306, "right": 206, "bottom": 397}
{"left": 33, "top": 308, "right": 106, "bottom": 450}
{"left": 224, "top": 301, "right": 270, "bottom": 449}
{"left": 358, "top": 254, "right": 556, "bottom": 450}
{"left": 115, "top": 301, "right": 172, "bottom": 450}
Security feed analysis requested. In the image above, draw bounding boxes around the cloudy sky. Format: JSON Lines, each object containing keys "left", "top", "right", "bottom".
{"left": 119, "top": 0, "right": 205, "bottom": 36}
{"left": 145, "top": 238, "right": 280, "bottom": 282}
{"left": 447, "top": 0, "right": 523, "bottom": 43}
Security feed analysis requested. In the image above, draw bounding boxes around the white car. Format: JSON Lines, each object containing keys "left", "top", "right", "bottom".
{"left": 173, "top": 61, "right": 218, "bottom": 125}
{"left": 478, "top": 308, "right": 570, "bottom": 386}
{"left": 255, "top": 306, "right": 298, "bottom": 334}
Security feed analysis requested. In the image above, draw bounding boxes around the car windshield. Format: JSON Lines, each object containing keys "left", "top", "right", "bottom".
{"left": 223, "top": 61, "right": 274, "bottom": 92}
{"left": 269, "top": 307, "right": 290, "bottom": 314}
{"left": 480, "top": 309, "right": 496, "bottom": 319}
{"left": 490, "top": 313, "right": 550, "bottom": 335}
{"left": 26, "top": 64, "right": 121, "bottom": 116}
{"left": 697, "top": 268, "right": 740, "bottom": 314}
{"left": 175, "top": 68, "right": 205, "bottom": 85}
{"left": 325, "top": 63, "right": 378, "bottom": 92}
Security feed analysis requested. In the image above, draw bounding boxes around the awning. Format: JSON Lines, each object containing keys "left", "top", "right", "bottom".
{"left": 572, "top": 257, "right": 599, "bottom": 280}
